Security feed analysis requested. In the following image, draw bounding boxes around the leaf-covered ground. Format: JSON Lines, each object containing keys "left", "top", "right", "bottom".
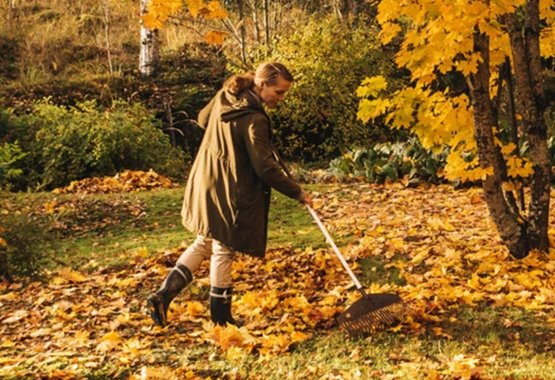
{"left": 1, "top": 183, "right": 555, "bottom": 379}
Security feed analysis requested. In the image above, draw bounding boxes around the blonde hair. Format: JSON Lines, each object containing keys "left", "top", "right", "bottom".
{"left": 224, "top": 62, "right": 294, "bottom": 95}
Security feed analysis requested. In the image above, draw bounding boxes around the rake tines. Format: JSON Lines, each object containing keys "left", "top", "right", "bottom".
{"left": 337, "top": 293, "right": 413, "bottom": 336}
{"left": 303, "top": 206, "right": 412, "bottom": 336}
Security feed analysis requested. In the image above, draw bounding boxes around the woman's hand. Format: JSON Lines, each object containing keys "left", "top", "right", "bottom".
{"left": 297, "top": 190, "right": 313, "bottom": 208}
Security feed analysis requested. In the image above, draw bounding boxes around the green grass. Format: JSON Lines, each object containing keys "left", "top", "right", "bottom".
{"left": 1, "top": 186, "right": 339, "bottom": 271}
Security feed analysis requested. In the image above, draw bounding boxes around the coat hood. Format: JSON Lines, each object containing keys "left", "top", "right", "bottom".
{"left": 220, "top": 89, "right": 266, "bottom": 122}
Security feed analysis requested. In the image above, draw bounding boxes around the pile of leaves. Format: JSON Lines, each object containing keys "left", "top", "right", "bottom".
{"left": 37, "top": 197, "right": 146, "bottom": 236}
{"left": 52, "top": 170, "right": 177, "bottom": 195}
{"left": 1, "top": 184, "right": 554, "bottom": 378}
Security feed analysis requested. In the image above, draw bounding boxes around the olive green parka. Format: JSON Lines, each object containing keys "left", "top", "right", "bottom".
{"left": 181, "top": 87, "right": 301, "bottom": 257}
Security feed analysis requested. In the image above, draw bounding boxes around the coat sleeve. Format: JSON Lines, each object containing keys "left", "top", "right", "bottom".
{"left": 243, "top": 114, "right": 302, "bottom": 199}
{"left": 197, "top": 95, "right": 217, "bottom": 130}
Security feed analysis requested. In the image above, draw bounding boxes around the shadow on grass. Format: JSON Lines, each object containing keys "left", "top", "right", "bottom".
{"left": 435, "top": 305, "right": 555, "bottom": 355}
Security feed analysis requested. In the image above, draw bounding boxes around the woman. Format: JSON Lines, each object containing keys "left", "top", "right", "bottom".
{"left": 147, "top": 62, "right": 312, "bottom": 327}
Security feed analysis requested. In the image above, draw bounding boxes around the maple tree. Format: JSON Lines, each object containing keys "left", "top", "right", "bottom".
{"left": 358, "top": 0, "right": 554, "bottom": 258}
{"left": 142, "top": 0, "right": 229, "bottom": 44}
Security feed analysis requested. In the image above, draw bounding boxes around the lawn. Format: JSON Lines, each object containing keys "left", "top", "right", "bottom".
{"left": 0, "top": 183, "right": 554, "bottom": 379}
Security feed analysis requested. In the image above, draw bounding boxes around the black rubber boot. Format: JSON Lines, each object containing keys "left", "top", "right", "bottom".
{"left": 147, "top": 264, "right": 192, "bottom": 327}
{"left": 210, "top": 287, "right": 237, "bottom": 326}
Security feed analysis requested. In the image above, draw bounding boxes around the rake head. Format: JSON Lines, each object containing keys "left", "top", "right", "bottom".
{"left": 337, "top": 293, "right": 412, "bottom": 336}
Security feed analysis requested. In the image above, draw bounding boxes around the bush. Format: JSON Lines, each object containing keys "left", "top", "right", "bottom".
{"left": 329, "top": 138, "right": 447, "bottom": 184}
{"left": 267, "top": 16, "right": 399, "bottom": 161}
{"left": 0, "top": 141, "right": 27, "bottom": 190}
{"left": 6, "top": 99, "right": 188, "bottom": 190}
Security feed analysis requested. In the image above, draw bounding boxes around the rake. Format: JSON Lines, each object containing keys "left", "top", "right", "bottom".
{"left": 272, "top": 150, "right": 411, "bottom": 335}
{"left": 307, "top": 206, "right": 412, "bottom": 335}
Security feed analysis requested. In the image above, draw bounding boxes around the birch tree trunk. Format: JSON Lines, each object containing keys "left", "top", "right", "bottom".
{"left": 103, "top": 0, "right": 114, "bottom": 76}
{"left": 263, "top": 0, "right": 270, "bottom": 46}
{"left": 8, "top": 0, "right": 16, "bottom": 22}
{"left": 238, "top": 0, "right": 247, "bottom": 65}
{"left": 251, "top": 0, "right": 260, "bottom": 44}
{"left": 139, "top": 0, "right": 159, "bottom": 77}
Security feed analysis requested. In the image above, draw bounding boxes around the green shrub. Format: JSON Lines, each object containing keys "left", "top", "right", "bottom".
{"left": 0, "top": 141, "right": 27, "bottom": 190}
{"left": 7, "top": 99, "right": 187, "bottom": 190}
{"left": 329, "top": 138, "right": 447, "bottom": 184}
{"left": 267, "top": 16, "right": 399, "bottom": 161}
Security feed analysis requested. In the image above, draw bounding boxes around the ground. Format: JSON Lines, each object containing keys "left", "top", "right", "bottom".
{"left": 0, "top": 183, "right": 554, "bottom": 379}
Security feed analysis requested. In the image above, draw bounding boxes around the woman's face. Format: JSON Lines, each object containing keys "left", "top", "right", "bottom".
{"left": 259, "top": 75, "right": 291, "bottom": 109}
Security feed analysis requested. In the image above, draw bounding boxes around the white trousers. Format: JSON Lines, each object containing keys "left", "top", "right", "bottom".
{"left": 176, "top": 235, "right": 236, "bottom": 288}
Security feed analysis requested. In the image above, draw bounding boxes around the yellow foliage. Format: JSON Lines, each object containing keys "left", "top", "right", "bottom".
{"left": 204, "top": 30, "right": 227, "bottom": 45}
{"left": 367, "top": 0, "right": 553, "bottom": 183}
{"left": 52, "top": 268, "right": 87, "bottom": 284}
{"left": 143, "top": 0, "right": 227, "bottom": 44}
{"left": 96, "top": 331, "right": 122, "bottom": 353}
{"left": 185, "top": 301, "right": 206, "bottom": 317}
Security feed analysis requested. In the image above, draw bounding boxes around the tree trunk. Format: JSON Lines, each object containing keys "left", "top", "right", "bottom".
{"left": 103, "top": 0, "right": 114, "bottom": 76}
{"left": 263, "top": 0, "right": 270, "bottom": 46}
{"left": 503, "top": 57, "right": 525, "bottom": 211}
{"left": 238, "top": 0, "right": 247, "bottom": 65}
{"left": 8, "top": 0, "right": 16, "bottom": 22}
{"left": 506, "top": 2, "right": 550, "bottom": 252}
{"left": 251, "top": 0, "right": 260, "bottom": 43}
{"left": 139, "top": 0, "right": 159, "bottom": 78}
{"left": 468, "top": 27, "right": 530, "bottom": 258}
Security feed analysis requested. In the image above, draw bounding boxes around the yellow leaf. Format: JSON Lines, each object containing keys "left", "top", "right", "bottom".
{"left": 204, "top": 30, "right": 227, "bottom": 45}
{"left": 357, "top": 76, "right": 388, "bottom": 98}
{"left": 185, "top": 301, "right": 206, "bottom": 317}
{"left": 260, "top": 334, "right": 291, "bottom": 355}
{"left": 188, "top": 0, "right": 204, "bottom": 18}
{"left": 379, "top": 22, "right": 402, "bottom": 44}
{"left": 3, "top": 310, "right": 28, "bottom": 324}
{"left": 43, "top": 199, "right": 58, "bottom": 214}
{"left": 290, "top": 331, "right": 311, "bottom": 343}
{"left": 0, "top": 292, "right": 16, "bottom": 301}
{"left": 122, "top": 338, "right": 143, "bottom": 358}
{"left": 137, "top": 366, "right": 179, "bottom": 380}
{"left": 204, "top": 324, "right": 256, "bottom": 351}
{"left": 0, "top": 237, "right": 6, "bottom": 247}
{"left": 206, "top": 1, "right": 228, "bottom": 19}
{"left": 53, "top": 268, "right": 87, "bottom": 284}
{"left": 96, "top": 331, "right": 122, "bottom": 353}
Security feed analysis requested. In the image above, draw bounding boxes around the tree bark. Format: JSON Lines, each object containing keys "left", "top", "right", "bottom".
{"left": 103, "top": 0, "right": 114, "bottom": 76}
{"left": 139, "top": 0, "right": 159, "bottom": 78}
{"left": 238, "top": 0, "right": 247, "bottom": 65}
{"left": 506, "top": 2, "right": 550, "bottom": 252}
{"left": 503, "top": 57, "right": 525, "bottom": 212}
{"left": 468, "top": 28, "right": 530, "bottom": 258}
{"left": 250, "top": 0, "right": 260, "bottom": 43}
{"left": 263, "top": 0, "right": 270, "bottom": 46}
{"left": 8, "top": 0, "right": 16, "bottom": 22}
